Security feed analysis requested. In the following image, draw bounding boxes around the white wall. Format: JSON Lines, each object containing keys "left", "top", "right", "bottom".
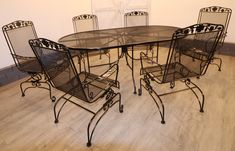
{"left": 0, "top": 0, "right": 234, "bottom": 69}
{"left": 0, "top": 0, "right": 92, "bottom": 69}
{"left": 150, "top": 0, "right": 235, "bottom": 42}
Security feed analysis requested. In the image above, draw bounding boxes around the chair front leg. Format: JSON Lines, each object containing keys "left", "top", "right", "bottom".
{"left": 87, "top": 91, "right": 123, "bottom": 147}
{"left": 184, "top": 79, "right": 205, "bottom": 112}
{"left": 138, "top": 75, "right": 165, "bottom": 124}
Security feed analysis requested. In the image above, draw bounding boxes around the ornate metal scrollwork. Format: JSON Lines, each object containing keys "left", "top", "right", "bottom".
{"left": 30, "top": 73, "right": 43, "bottom": 87}
{"left": 103, "top": 88, "right": 115, "bottom": 111}
{"left": 174, "top": 23, "right": 224, "bottom": 38}
{"left": 184, "top": 79, "right": 191, "bottom": 86}
{"left": 2, "top": 20, "right": 33, "bottom": 31}
{"left": 29, "top": 38, "right": 66, "bottom": 52}
{"left": 88, "top": 91, "right": 94, "bottom": 99}
{"left": 201, "top": 6, "right": 232, "bottom": 13}
{"left": 143, "top": 75, "right": 153, "bottom": 93}
{"left": 125, "top": 11, "right": 148, "bottom": 16}
{"left": 73, "top": 14, "right": 97, "bottom": 21}
{"left": 105, "top": 88, "right": 114, "bottom": 100}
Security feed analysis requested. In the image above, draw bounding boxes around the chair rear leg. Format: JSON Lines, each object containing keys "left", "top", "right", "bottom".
{"left": 210, "top": 57, "right": 222, "bottom": 71}
{"left": 20, "top": 74, "right": 55, "bottom": 102}
{"left": 54, "top": 95, "right": 70, "bottom": 123}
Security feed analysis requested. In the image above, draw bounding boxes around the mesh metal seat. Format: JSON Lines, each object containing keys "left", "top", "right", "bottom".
{"left": 138, "top": 23, "right": 224, "bottom": 124}
{"left": 72, "top": 14, "right": 111, "bottom": 72}
{"left": 29, "top": 38, "right": 123, "bottom": 147}
{"left": 197, "top": 6, "right": 232, "bottom": 71}
{"left": 2, "top": 20, "right": 55, "bottom": 101}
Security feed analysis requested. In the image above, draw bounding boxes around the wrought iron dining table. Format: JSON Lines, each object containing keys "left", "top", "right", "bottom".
{"left": 58, "top": 25, "right": 179, "bottom": 93}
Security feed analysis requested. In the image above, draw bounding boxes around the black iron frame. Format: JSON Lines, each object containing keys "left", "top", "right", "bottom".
{"left": 198, "top": 6, "right": 232, "bottom": 71}
{"left": 72, "top": 14, "right": 112, "bottom": 68}
{"left": 2, "top": 20, "right": 55, "bottom": 101}
{"left": 30, "top": 38, "right": 123, "bottom": 147}
{"left": 138, "top": 23, "right": 224, "bottom": 124}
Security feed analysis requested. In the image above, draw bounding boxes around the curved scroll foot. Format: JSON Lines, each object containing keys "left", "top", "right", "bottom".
{"left": 133, "top": 88, "right": 137, "bottom": 94}
{"left": 51, "top": 96, "right": 56, "bottom": 102}
{"left": 54, "top": 119, "right": 59, "bottom": 123}
{"left": 138, "top": 88, "right": 142, "bottom": 96}
{"left": 87, "top": 142, "right": 92, "bottom": 147}
{"left": 119, "top": 105, "right": 124, "bottom": 113}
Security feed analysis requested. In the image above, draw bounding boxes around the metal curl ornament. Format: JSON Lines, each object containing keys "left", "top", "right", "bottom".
{"left": 143, "top": 75, "right": 153, "bottom": 93}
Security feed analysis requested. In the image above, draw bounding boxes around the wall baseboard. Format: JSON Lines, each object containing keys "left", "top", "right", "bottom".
{"left": 0, "top": 65, "right": 27, "bottom": 87}
{"left": 0, "top": 42, "right": 235, "bottom": 86}
{"left": 217, "top": 42, "right": 235, "bottom": 56}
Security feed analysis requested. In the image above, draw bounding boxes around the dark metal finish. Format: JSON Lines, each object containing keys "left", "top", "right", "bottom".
{"left": 72, "top": 14, "right": 111, "bottom": 72}
{"left": 29, "top": 38, "right": 123, "bottom": 147}
{"left": 198, "top": 6, "right": 232, "bottom": 71}
{"left": 72, "top": 14, "right": 99, "bottom": 33}
{"left": 59, "top": 25, "right": 179, "bottom": 93}
{"left": 124, "top": 11, "right": 149, "bottom": 27}
{"left": 138, "top": 23, "right": 224, "bottom": 124}
{"left": 2, "top": 20, "right": 55, "bottom": 102}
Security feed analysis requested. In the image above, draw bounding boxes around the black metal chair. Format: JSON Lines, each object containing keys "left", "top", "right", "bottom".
{"left": 138, "top": 23, "right": 224, "bottom": 124}
{"left": 124, "top": 11, "right": 158, "bottom": 71}
{"left": 124, "top": 11, "right": 152, "bottom": 59}
{"left": 72, "top": 14, "right": 111, "bottom": 72}
{"left": 29, "top": 38, "right": 123, "bottom": 147}
{"left": 2, "top": 20, "right": 55, "bottom": 101}
{"left": 124, "top": 11, "right": 149, "bottom": 27}
{"left": 197, "top": 6, "right": 232, "bottom": 71}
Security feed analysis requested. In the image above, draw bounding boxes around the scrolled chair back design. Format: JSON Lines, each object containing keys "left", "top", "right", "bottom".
{"left": 29, "top": 38, "right": 66, "bottom": 51}
{"left": 174, "top": 23, "right": 224, "bottom": 38}
{"left": 2, "top": 20, "right": 33, "bottom": 31}
{"left": 125, "top": 11, "right": 148, "bottom": 16}
{"left": 200, "top": 6, "right": 232, "bottom": 13}
{"left": 72, "top": 14, "right": 97, "bottom": 21}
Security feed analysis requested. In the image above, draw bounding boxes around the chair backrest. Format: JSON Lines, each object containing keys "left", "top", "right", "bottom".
{"left": 162, "top": 23, "right": 224, "bottom": 82}
{"left": 124, "top": 11, "right": 149, "bottom": 27}
{"left": 29, "top": 38, "right": 88, "bottom": 101}
{"left": 197, "top": 6, "right": 232, "bottom": 44}
{"left": 72, "top": 14, "right": 99, "bottom": 33}
{"left": 2, "top": 20, "right": 41, "bottom": 73}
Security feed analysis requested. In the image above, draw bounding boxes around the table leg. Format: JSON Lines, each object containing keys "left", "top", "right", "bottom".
{"left": 131, "top": 46, "right": 137, "bottom": 94}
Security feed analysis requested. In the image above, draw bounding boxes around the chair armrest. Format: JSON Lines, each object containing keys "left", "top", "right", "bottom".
{"left": 82, "top": 63, "right": 119, "bottom": 88}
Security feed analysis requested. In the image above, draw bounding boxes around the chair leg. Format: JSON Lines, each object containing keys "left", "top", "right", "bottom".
{"left": 53, "top": 94, "right": 70, "bottom": 123}
{"left": 210, "top": 57, "right": 222, "bottom": 71}
{"left": 184, "top": 79, "right": 205, "bottom": 112}
{"left": 87, "top": 91, "right": 123, "bottom": 147}
{"left": 138, "top": 76, "right": 165, "bottom": 124}
{"left": 20, "top": 73, "right": 55, "bottom": 102}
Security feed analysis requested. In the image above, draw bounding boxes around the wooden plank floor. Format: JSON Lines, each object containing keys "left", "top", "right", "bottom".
{"left": 0, "top": 51, "right": 235, "bottom": 151}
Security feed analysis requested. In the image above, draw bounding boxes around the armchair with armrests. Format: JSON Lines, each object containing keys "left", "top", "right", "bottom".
{"left": 138, "top": 23, "right": 224, "bottom": 124}
{"left": 29, "top": 38, "right": 123, "bottom": 147}
{"left": 197, "top": 6, "right": 232, "bottom": 71}
{"left": 2, "top": 20, "right": 55, "bottom": 101}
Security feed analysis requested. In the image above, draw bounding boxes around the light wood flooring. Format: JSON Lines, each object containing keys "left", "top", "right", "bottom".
{"left": 0, "top": 51, "right": 235, "bottom": 151}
